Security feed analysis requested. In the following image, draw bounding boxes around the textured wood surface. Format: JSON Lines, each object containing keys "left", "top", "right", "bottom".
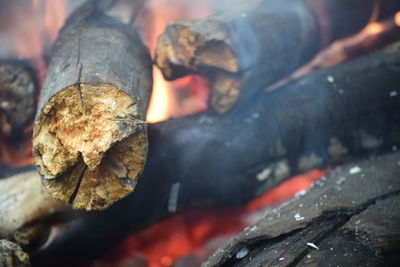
{"left": 203, "top": 152, "right": 400, "bottom": 266}
{"left": 32, "top": 0, "right": 152, "bottom": 210}
{"left": 155, "top": 0, "right": 400, "bottom": 113}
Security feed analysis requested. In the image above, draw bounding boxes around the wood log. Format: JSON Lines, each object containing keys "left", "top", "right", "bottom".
{"left": 155, "top": 0, "right": 400, "bottom": 113}
{"left": 31, "top": 43, "right": 400, "bottom": 266}
{"left": 0, "top": 59, "right": 37, "bottom": 140}
{"left": 32, "top": 0, "right": 153, "bottom": 210}
{"left": 0, "top": 167, "right": 74, "bottom": 253}
{"left": 0, "top": 240, "right": 30, "bottom": 267}
{"left": 203, "top": 152, "right": 400, "bottom": 266}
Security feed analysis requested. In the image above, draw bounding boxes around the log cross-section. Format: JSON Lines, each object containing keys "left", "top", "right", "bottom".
{"left": 32, "top": 1, "right": 153, "bottom": 210}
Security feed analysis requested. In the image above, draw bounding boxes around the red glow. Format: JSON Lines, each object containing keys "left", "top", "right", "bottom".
{"left": 84, "top": 170, "right": 326, "bottom": 267}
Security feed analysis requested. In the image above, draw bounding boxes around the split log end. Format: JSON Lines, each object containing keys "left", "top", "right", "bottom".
{"left": 33, "top": 82, "right": 148, "bottom": 210}
{"left": 155, "top": 21, "right": 239, "bottom": 80}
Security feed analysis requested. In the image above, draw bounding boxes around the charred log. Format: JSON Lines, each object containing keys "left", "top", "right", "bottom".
{"left": 31, "top": 43, "right": 400, "bottom": 266}
{"left": 32, "top": 0, "right": 153, "bottom": 210}
{"left": 155, "top": 0, "right": 400, "bottom": 113}
{"left": 0, "top": 59, "right": 37, "bottom": 141}
{"left": 204, "top": 152, "right": 400, "bottom": 266}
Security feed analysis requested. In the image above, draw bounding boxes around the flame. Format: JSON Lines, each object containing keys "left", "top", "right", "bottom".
{"left": 395, "top": 11, "right": 400, "bottom": 27}
{"left": 364, "top": 22, "right": 384, "bottom": 34}
{"left": 144, "top": 0, "right": 212, "bottom": 123}
{"left": 147, "top": 68, "right": 175, "bottom": 123}
{"left": 85, "top": 170, "right": 325, "bottom": 267}
{"left": 10, "top": 0, "right": 68, "bottom": 83}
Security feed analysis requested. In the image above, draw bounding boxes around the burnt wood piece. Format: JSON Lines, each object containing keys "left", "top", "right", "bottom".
{"left": 31, "top": 43, "right": 400, "bottom": 266}
{"left": 32, "top": 0, "right": 153, "bottom": 210}
{"left": 0, "top": 59, "right": 37, "bottom": 141}
{"left": 0, "top": 167, "right": 75, "bottom": 253}
{"left": 203, "top": 152, "right": 400, "bottom": 266}
{"left": 0, "top": 240, "right": 30, "bottom": 267}
{"left": 155, "top": 0, "right": 400, "bottom": 113}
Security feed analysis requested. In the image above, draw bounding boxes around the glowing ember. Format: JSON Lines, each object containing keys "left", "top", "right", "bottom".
{"left": 84, "top": 170, "right": 326, "bottom": 267}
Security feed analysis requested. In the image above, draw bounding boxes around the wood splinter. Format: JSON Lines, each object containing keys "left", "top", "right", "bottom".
{"left": 32, "top": 1, "right": 152, "bottom": 210}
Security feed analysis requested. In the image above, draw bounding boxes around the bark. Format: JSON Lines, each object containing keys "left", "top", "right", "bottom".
{"left": 32, "top": 0, "right": 153, "bottom": 210}
{"left": 155, "top": 0, "right": 400, "bottom": 113}
{"left": 203, "top": 152, "right": 400, "bottom": 266}
{"left": 31, "top": 43, "right": 400, "bottom": 266}
{"left": 0, "top": 59, "right": 37, "bottom": 141}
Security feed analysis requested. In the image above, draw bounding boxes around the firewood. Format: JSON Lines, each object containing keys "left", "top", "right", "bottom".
{"left": 31, "top": 43, "right": 400, "bottom": 266}
{"left": 0, "top": 59, "right": 37, "bottom": 140}
{"left": 0, "top": 240, "right": 30, "bottom": 267}
{"left": 32, "top": 0, "right": 153, "bottom": 210}
{"left": 203, "top": 152, "right": 400, "bottom": 266}
{"left": 0, "top": 168, "right": 72, "bottom": 250}
{"left": 155, "top": 0, "right": 400, "bottom": 113}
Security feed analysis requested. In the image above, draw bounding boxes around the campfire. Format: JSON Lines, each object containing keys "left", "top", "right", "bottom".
{"left": 1, "top": 0, "right": 400, "bottom": 266}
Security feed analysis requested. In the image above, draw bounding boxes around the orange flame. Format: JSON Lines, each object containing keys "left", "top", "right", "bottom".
{"left": 145, "top": 0, "right": 212, "bottom": 123}
{"left": 364, "top": 22, "right": 384, "bottom": 34}
{"left": 395, "top": 11, "right": 400, "bottom": 27}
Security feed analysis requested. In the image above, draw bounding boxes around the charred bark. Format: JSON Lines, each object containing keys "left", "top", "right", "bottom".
{"left": 204, "top": 152, "right": 400, "bottom": 266}
{"left": 0, "top": 59, "right": 37, "bottom": 141}
{"left": 155, "top": 0, "right": 400, "bottom": 113}
{"left": 32, "top": 0, "right": 153, "bottom": 210}
{"left": 31, "top": 43, "right": 400, "bottom": 266}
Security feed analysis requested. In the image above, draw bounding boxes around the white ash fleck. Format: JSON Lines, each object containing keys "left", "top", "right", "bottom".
{"left": 330, "top": 247, "right": 334, "bottom": 251}
{"left": 252, "top": 113, "right": 260, "bottom": 118}
{"left": 296, "top": 189, "right": 307, "bottom": 197}
{"left": 167, "top": 183, "right": 180, "bottom": 213}
{"left": 352, "top": 200, "right": 356, "bottom": 204}
{"left": 393, "top": 145, "right": 398, "bottom": 152}
{"left": 307, "top": 254, "right": 311, "bottom": 259}
{"left": 307, "top": 242, "right": 319, "bottom": 249}
{"left": 349, "top": 166, "right": 361, "bottom": 174}
{"left": 256, "top": 167, "right": 272, "bottom": 181}
{"left": 398, "top": 161, "right": 400, "bottom": 166}
{"left": 250, "top": 225, "right": 257, "bottom": 232}
{"left": 389, "top": 91, "right": 398, "bottom": 97}
{"left": 299, "top": 203, "right": 303, "bottom": 208}
{"left": 327, "top": 75, "right": 334, "bottom": 83}
{"left": 279, "top": 257, "right": 285, "bottom": 261}
{"left": 197, "top": 116, "right": 214, "bottom": 124}
{"left": 235, "top": 247, "right": 249, "bottom": 259}
{"left": 338, "top": 89, "right": 344, "bottom": 94}
{"left": 336, "top": 177, "right": 346, "bottom": 184}
{"left": 323, "top": 194, "right": 327, "bottom": 199}
{"left": 294, "top": 213, "right": 305, "bottom": 221}
{"left": 240, "top": 12, "right": 247, "bottom": 17}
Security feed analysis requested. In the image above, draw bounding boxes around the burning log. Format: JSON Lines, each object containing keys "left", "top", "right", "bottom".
{"left": 0, "top": 240, "right": 30, "bottom": 267}
{"left": 0, "top": 59, "right": 37, "bottom": 140}
{"left": 30, "top": 43, "right": 400, "bottom": 266}
{"left": 204, "top": 152, "right": 400, "bottom": 266}
{"left": 155, "top": 0, "right": 400, "bottom": 113}
{"left": 32, "top": 0, "right": 153, "bottom": 210}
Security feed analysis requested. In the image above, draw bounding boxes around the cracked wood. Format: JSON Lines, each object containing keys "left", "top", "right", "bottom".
{"left": 32, "top": 0, "right": 152, "bottom": 210}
